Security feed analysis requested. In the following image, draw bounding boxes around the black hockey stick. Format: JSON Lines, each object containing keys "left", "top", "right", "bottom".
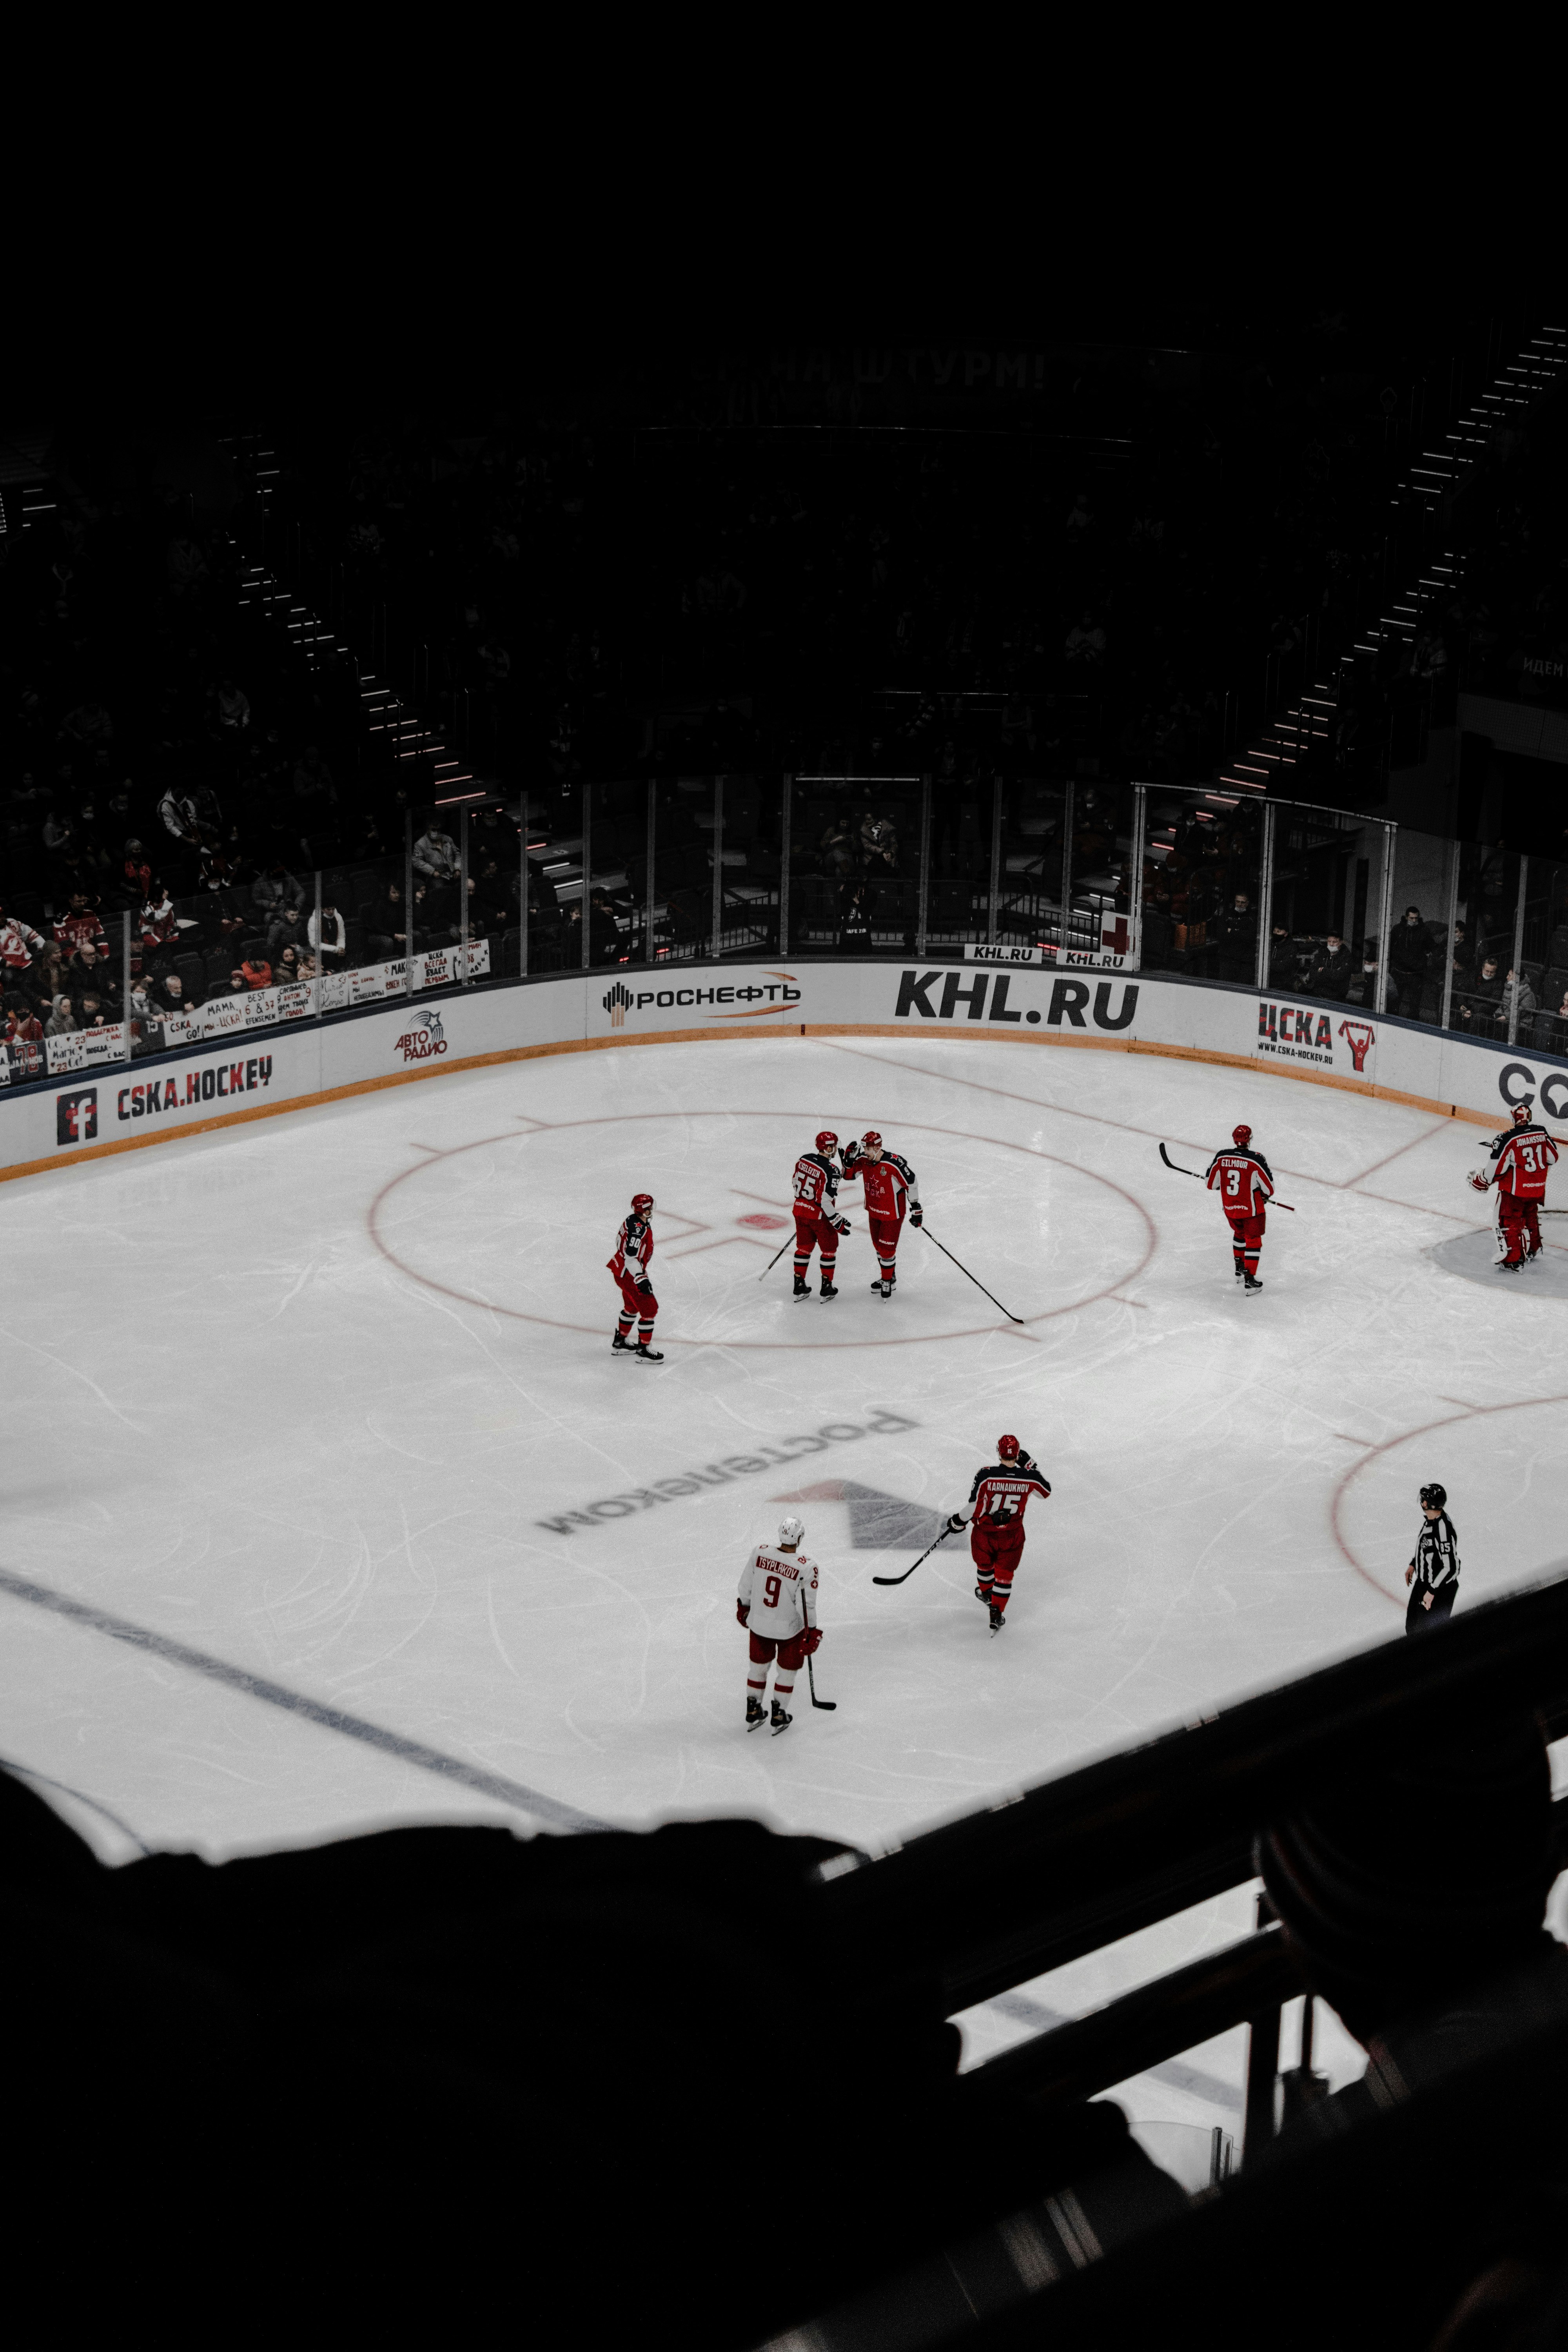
{"left": 757, "top": 1234, "right": 795, "bottom": 1281}
{"left": 1159, "top": 1141, "right": 1296, "bottom": 1209}
{"left": 918, "top": 1226, "right": 1025, "bottom": 1323}
{"left": 804, "top": 1635, "right": 836, "bottom": 1710}
{"left": 873, "top": 1527, "right": 953, "bottom": 1587}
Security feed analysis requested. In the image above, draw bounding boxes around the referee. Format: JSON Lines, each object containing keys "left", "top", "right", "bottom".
{"left": 1404, "top": 1482, "right": 1459, "bottom": 1633}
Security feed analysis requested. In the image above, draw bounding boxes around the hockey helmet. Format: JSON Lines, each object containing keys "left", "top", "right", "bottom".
{"left": 996, "top": 1435, "right": 1020, "bottom": 1461}
{"left": 861, "top": 1130, "right": 884, "bottom": 1151}
{"left": 1512, "top": 1101, "right": 1533, "bottom": 1122}
{"left": 777, "top": 1515, "right": 805, "bottom": 1548}
{"left": 1232, "top": 1124, "right": 1253, "bottom": 1146}
{"left": 1419, "top": 1483, "right": 1447, "bottom": 1510}
{"left": 815, "top": 1130, "right": 839, "bottom": 1153}
{"left": 630, "top": 1192, "right": 655, "bottom": 1214}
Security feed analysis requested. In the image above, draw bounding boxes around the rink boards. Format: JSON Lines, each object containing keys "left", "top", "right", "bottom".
{"left": 2, "top": 960, "right": 1563, "bottom": 1181}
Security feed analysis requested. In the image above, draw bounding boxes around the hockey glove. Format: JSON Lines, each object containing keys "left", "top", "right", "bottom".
{"left": 833, "top": 1215, "right": 851, "bottom": 1235}
{"left": 736, "top": 1601, "right": 750, "bottom": 1626}
{"left": 800, "top": 1626, "right": 823, "bottom": 1656}
{"left": 1468, "top": 1171, "right": 1490, "bottom": 1193}
{"left": 637, "top": 1276, "right": 653, "bottom": 1291}
{"left": 909, "top": 1205, "right": 923, "bottom": 1227}
{"left": 945, "top": 1512, "right": 966, "bottom": 1535}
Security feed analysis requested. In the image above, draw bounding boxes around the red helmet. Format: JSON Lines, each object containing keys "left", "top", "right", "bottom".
{"left": 861, "top": 1130, "right": 883, "bottom": 1149}
{"left": 1513, "top": 1102, "right": 1533, "bottom": 1123}
{"left": 997, "top": 1435, "right": 1020, "bottom": 1461}
{"left": 815, "top": 1130, "right": 839, "bottom": 1152}
{"left": 630, "top": 1193, "right": 654, "bottom": 1215}
{"left": 1232, "top": 1125, "right": 1252, "bottom": 1146}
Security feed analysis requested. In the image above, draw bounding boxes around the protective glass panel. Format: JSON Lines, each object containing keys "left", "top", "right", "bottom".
{"left": 1519, "top": 855, "right": 1568, "bottom": 1056}
{"left": 992, "top": 779, "right": 1069, "bottom": 951}
{"left": 1384, "top": 830, "right": 1457, "bottom": 1025}
{"left": 1065, "top": 776, "right": 1138, "bottom": 965}
{"left": 1448, "top": 844, "right": 1521, "bottom": 1040}
{"left": 652, "top": 775, "right": 717, "bottom": 963}
{"left": 588, "top": 780, "right": 652, "bottom": 969}
{"left": 924, "top": 744, "right": 984, "bottom": 951}
{"left": 714, "top": 775, "right": 780, "bottom": 959}
{"left": 1140, "top": 789, "right": 1262, "bottom": 983}
{"left": 1262, "top": 804, "right": 1383, "bottom": 1010}
{"left": 526, "top": 784, "right": 591, "bottom": 975}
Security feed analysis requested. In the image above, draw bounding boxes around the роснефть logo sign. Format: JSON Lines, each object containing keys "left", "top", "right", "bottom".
{"left": 601, "top": 975, "right": 802, "bottom": 1025}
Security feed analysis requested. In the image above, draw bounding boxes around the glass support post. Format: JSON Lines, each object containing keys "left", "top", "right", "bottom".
{"left": 987, "top": 773, "right": 1002, "bottom": 943}
{"left": 460, "top": 809, "right": 470, "bottom": 986}
{"left": 519, "top": 797, "right": 530, "bottom": 979}
{"left": 778, "top": 775, "right": 791, "bottom": 957}
{"left": 916, "top": 774, "right": 931, "bottom": 958}
{"left": 1374, "top": 821, "right": 1398, "bottom": 1016}
{"left": 314, "top": 869, "right": 323, "bottom": 1020}
{"left": 711, "top": 776, "right": 725, "bottom": 961}
{"left": 581, "top": 782, "right": 592, "bottom": 973}
{"left": 405, "top": 810, "right": 415, "bottom": 1000}
{"left": 1254, "top": 802, "right": 1276, "bottom": 994}
{"left": 1438, "top": 837, "right": 1459, "bottom": 1034}
{"left": 122, "top": 910, "right": 132, "bottom": 1062}
{"left": 1129, "top": 783, "right": 1148, "bottom": 973}
{"left": 646, "top": 781, "right": 657, "bottom": 965}
{"left": 1058, "top": 781, "right": 1075, "bottom": 958}
{"left": 1508, "top": 853, "right": 1529, "bottom": 1046}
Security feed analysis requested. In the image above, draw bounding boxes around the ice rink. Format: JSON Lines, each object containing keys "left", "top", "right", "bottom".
{"left": 4, "top": 1027, "right": 1566, "bottom": 2146}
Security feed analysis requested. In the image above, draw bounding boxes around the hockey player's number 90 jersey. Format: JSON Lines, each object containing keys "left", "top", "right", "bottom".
{"left": 737, "top": 1545, "right": 819, "bottom": 1640}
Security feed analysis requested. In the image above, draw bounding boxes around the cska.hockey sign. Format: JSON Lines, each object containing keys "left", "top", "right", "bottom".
{"left": 1256, "top": 1000, "right": 1375, "bottom": 1078}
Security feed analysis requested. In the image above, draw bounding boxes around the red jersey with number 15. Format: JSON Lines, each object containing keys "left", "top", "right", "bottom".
{"left": 1205, "top": 1147, "right": 1275, "bottom": 1215}
{"left": 965, "top": 1458, "right": 1052, "bottom": 1527}
{"left": 1491, "top": 1122, "right": 1558, "bottom": 1199}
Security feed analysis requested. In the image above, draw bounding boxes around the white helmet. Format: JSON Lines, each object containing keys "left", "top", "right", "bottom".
{"left": 777, "top": 1516, "right": 805, "bottom": 1548}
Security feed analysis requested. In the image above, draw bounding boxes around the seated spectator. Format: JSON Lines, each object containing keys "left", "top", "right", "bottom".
{"left": 60, "top": 694, "right": 114, "bottom": 749}
{"left": 158, "top": 785, "right": 201, "bottom": 850}
{"left": 1217, "top": 891, "right": 1257, "bottom": 983}
{"left": 1532, "top": 987, "right": 1568, "bottom": 1054}
{"left": 225, "top": 968, "right": 247, "bottom": 1000}
{"left": 54, "top": 891, "right": 109, "bottom": 965}
{"left": 1459, "top": 954, "right": 1503, "bottom": 1030}
{"left": 296, "top": 948, "right": 319, "bottom": 985}
{"left": 153, "top": 972, "right": 190, "bottom": 1016}
{"left": 275, "top": 946, "right": 302, "bottom": 989}
{"left": 44, "top": 993, "right": 78, "bottom": 1038}
{"left": 367, "top": 880, "right": 416, "bottom": 962}
{"left": 308, "top": 900, "right": 347, "bottom": 966}
{"left": 241, "top": 953, "right": 273, "bottom": 991}
{"left": 120, "top": 839, "right": 154, "bottom": 909}
{"left": 859, "top": 808, "right": 898, "bottom": 874}
{"left": 253, "top": 862, "right": 306, "bottom": 953}
{"left": 412, "top": 824, "right": 461, "bottom": 886}
{"left": 78, "top": 992, "right": 107, "bottom": 1032}
{"left": 214, "top": 678, "right": 251, "bottom": 733}
{"left": 1388, "top": 906, "right": 1430, "bottom": 1019}
{"left": 1348, "top": 943, "right": 1381, "bottom": 1007}
{"left": 140, "top": 892, "right": 180, "bottom": 960}
{"left": 1306, "top": 932, "right": 1352, "bottom": 1001}
{"left": 4, "top": 996, "right": 44, "bottom": 1044}
{"left": 1267, "top": 922, "right": 1298, "bottom": 987}
{"left": 1065, "top": 612, "right": 1107, "bottom": 667}
{"left": 1502, "top": 965, "right": 1536, "bottom": 1036}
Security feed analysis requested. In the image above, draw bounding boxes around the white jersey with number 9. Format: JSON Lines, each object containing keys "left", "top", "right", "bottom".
{"left": 737, "top": 1544, "right": 818, "bottom": 1640}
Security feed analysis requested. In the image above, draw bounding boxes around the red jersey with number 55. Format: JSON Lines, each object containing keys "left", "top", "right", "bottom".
{"left": 1205, "top": 1147, "right": 1275, "bottom": 1216}
{"left": 1492, "top": 1123, "right": 1558, "bottom": 1199}
{"left": 737, "top": 1544, "right": 819, "bottom": 1640}
{"left": 791, "top": 1151, "right": 841, "bottom": 1213}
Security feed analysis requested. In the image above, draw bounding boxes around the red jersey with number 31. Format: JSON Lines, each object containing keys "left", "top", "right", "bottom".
{"left": 1205, "top": 1147, "right": 1275, "bottom": 1216}
{"left": 1492, "top": 1122, "right": 1558, "bottom": 1199}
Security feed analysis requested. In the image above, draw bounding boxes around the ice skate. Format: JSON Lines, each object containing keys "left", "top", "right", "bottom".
{"left": 611, "top": 1333, "right": 635, "bottom": 1354}
{"left": 770, "top": 1700, "right": 793, "bottom": 1735}
{"left": 792, "top": 1276, "right": 810, "bottom": 1300}
{"left": 988, "top": 1604, "right": 1005, "bottom": 1635}
{"left": 633, "top": 1343, "right": 665, "bottom": 1361}
{"left": 746, "top": 1697, "right": 768, "bottom": 1731}
{"left": 975, "top": 1583, "right": 993, "bottom": 1606}
{"left": 871, "top": 1277, "right": 894, "bottom": 1298}
{"left": 1497, "top": 1258, "right": 1523, "bottom": 1274}
{"left": 1243, "top": 1275, "right": 1263, "bottom": 1294}
{"left": 819, "top": 1279, "right": 838, "bottom": 1301}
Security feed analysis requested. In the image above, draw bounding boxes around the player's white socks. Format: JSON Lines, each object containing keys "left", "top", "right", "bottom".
{"left": 773, "top": 1675, "right": 795, "bottom": 1706}
{"left": 746, "top": 1674, "right": 768, "bottom": 1704}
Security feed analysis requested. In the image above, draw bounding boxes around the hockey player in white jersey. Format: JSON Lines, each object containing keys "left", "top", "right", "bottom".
{"left": 737, "top": 1515, "right": 822, "bottom": 1734}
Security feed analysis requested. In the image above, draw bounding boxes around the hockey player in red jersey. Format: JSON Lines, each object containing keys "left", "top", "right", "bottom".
{"left": 1205, "top": 1125, "right": 1275, "bottom": 1293}
{"left": 944, "top": 1436, "right": 1051, "bottom": 1633}
{"left": 840, "top": 1131, "right": 922, "bottom": 1298}
{"left": 607, "top": 1192, "right": 664, "bottom": 1361}
{"left": 791, "top": 1131, "right": 852, "bottom": 1303}
{"left": 736, "top": 1514, "right": 822, "bottom": 1732}
{"left": 1470, "top": 1100, "right": 1559, "bottom": 1270}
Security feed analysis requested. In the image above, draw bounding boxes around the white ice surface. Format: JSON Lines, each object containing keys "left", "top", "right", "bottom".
{"left": 4, "top": 1033, "right": 1566, "bottom": 2138}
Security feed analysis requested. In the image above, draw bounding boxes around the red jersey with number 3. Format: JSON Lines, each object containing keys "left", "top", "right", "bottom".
{"left": 1205, "top": 1147, "right": 1275, "bottom": 1216}
{"left": 1491, "top": 1123, "right": 1558, "bottom": 1199}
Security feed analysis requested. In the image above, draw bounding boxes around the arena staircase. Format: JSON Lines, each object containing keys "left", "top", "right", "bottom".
{"left": 1218, "top": 322, "right": 1568, "bottom": 803}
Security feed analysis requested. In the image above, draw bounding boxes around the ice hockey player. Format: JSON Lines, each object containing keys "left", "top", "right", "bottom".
{"left": 736, "top": 1514, "right": 822, "bottom": 1732}
{"left": 607, "top": 1192, "right": 664, "bottom": 1361}
{"left": 944, "top": 1436, "right": 1051, "bottom": 1633}
{"left": 840, "top": 1131, "right": 922, "bottom": 1298}
{"left": 1470, "top": 1099, "right": 1558, "bottom": 1271}
{"left": 791, "top": 1130, "right": 853, "bottom": 1302}
{"left": 1405, "top": 1482, "right": 1459, "bottom": 1633}
{"left": 1205, "top": 1123, "right": 1275, "bottom": 1293}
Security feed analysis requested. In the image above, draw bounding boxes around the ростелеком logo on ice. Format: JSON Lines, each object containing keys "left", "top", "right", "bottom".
{"left": 396, "top": 1010, "right": 448, "bottom": 1063}
{"left": 602, "top": 975, "right": 802, "bottom": 1027}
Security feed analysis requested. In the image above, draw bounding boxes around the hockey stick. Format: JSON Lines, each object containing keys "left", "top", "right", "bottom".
{"left": 757, "top": 1234, "right": 795, "bottom": 1281}
{"left": 1158, "top": 1141, "right": 1296, "bottom": 1209}
{"left": 804, "top": 1635, "right": 836, "bottom": 1711}
{"left": 918, "top": 1226, "right": 1025, "bottom": 1323}
{"left": 873, "top": 1527, "right": 953, "bottom": 1587}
